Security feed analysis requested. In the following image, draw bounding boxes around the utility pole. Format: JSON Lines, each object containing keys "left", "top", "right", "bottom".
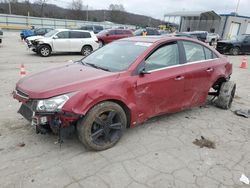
{"left": 8, "top": 0, "right": 12, "bottom": 14}
{"left": 86, "top": 5, "right": 88, "bottom": 21}
{"left": 235, "top": 0, "right": 240, "bottom": 15}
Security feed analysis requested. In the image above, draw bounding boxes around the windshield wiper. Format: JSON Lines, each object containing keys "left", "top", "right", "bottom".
{"left": 83, "top": 62, "right": 110, "bottom": 72}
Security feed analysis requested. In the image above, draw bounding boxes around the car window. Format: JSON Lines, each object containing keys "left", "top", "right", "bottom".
{"left": 183, "top": 41, "right": 205, "bottom": 62}
{"left": 86, "top": 26, "right": 93, "bottom": 30}
{"left": 36, "top": 29, "right": 45, "bottom": 35}
{"left": 244, "top": 36, "right": 250, "bottom": 42}
{"left": 108, "top": 30, "right": 116, "bottom": 35}
{"left": 115, "top": 30, "right": 124, "bottom": 35}
{"left": 204, "top": 47, "right": 213, "bottom": 59}
{"left": 147, "top": 29, "right": 154, "bottom": 35}
{"left": 70, "top": 31, "right": 91, "bottom": 38}
{"left": 145, "top": 43, "right": 179, "bottom": 71}
{"left": 94, "top": 26, "right": 103, "bottom": 30}
{"left": 56, "top": 31, "right": 69, "bottom": 38}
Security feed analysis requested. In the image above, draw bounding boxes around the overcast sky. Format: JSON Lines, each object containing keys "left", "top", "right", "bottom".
{"left": 52, "top": 0, "right": 250, "bottom": 20}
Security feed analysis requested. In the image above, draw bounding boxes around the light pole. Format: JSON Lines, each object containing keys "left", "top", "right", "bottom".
{"left": 235, "top": 0, "right": 241, "bottom": 15}
{"left": 8, "top": 0, "right": 12, "bottom": 14}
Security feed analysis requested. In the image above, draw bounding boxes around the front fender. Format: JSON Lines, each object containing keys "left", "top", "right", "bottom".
{"left": 61, "top": 78, "right": 139, "bottom": 126}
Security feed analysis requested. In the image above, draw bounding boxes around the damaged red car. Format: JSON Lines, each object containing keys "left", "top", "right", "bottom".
{"left": 13, "top": 36, "right": 236, "bottom": 150}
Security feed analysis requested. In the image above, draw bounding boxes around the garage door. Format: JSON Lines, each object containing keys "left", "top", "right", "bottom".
{"left": 246, "top": 22, "right": 250, "bottom": 34}
{"left": 228, "top": 22, "right": 240, "bottom": 39}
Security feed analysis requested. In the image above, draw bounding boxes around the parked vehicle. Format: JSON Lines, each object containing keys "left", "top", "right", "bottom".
{"left": 80, "top": 25, "right": 104, "bottom": 34}
{"left": 167, "top": 32, "right": 198, "bottom": 39}
{"left": 207, "top": 33, "right": 220, "bottom": 45}
{"left": 27, "top": 29, "right": 99, "bottom": 57}
{"left": 134, "top": 27, "right": 160, "bottom": 36}
{"left": 13, "top": 36, "right": 235, "bottom": 151}
{"left": 0, "top": 28, "right": 3, "bottom": 43}
{"left": 184, "top": 31, "right": 208, "bottom": 43}
{"left": 216, "top": 34, "right": 250, "bottom": 55}
{"left": 97, "top": 29, "right": 134, "bottom": 47}
{"left": 20, "top": 28, "right": 53, "bottom": 40}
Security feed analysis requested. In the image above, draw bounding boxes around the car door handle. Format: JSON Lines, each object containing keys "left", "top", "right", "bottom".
{"left": 175, "top": 76, "right": 184, "bottom": 81}
{"left": 206, "top": 68, "right": 214, "bottom": 72}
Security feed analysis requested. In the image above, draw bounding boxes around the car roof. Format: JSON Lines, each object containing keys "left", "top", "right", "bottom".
{"left": 55, "top": 29, "right": 91, "bottom": 32}
{"left": 120, "top": 36, "right": 202, "bottom": 44}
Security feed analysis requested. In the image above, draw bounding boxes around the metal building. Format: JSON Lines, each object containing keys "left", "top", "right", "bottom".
{"left": 164, "top": 11, "right": 250, "bottom": 39}
{"left": 218, "top": 13, "right": 250, "bottom": 39}
{"left": 164, "top": 11, "right": 221, "bottom": 33}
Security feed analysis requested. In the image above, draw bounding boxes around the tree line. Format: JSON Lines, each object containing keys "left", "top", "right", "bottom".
{"left": 0, "top": 0, "right": 162, "bottom": 27}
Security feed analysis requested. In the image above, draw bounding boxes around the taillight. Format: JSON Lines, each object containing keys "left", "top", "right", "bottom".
{"left": 95, "top": 40, "right": 99, "bottom": 43}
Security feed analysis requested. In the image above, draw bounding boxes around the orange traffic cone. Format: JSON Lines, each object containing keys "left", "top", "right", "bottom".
{"left": 240, "top": 56, "right": 247, "bottom": 69}
{"left": 20, "top": 64, "right": 26, "bottom": 77}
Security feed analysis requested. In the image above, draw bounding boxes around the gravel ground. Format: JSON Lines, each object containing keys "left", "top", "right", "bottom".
{"left": 0, "top": 31, "right": 250, "bottom": 188}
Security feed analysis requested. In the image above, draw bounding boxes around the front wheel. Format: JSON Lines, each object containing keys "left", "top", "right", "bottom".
{"left": 38, "top": 45, "right": 51, "bottom": 57}
{"left": 230, "top": 47, "right": 240, "bottom": 56}
{"left": 77, "top": 102, "right": 127, "bottom": 151}
{"left": 215, "top": 81, "right": 236, "bottom": 109}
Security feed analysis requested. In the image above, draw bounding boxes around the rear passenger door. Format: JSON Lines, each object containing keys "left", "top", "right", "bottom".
{"left": 181, "top": 41, "right": 217, "bottom": 108}
{"left": 70, "top": 31, "right": 92, "bottom": 52}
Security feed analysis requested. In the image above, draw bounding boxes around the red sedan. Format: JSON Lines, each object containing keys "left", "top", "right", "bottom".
{"left": 13, "top": 36, "right": 235, "bottom": 150}
{"left": 96, "top": 29, "right": 134, "bottom": 47}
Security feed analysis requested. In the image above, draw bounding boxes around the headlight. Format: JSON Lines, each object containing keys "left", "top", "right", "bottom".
{"left": 36, "top": 92, "right": 76, "bottom": 112}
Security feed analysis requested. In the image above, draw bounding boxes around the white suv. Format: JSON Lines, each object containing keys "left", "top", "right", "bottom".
{"left": 27, "top": 29, "right": 99, "bottom": 57}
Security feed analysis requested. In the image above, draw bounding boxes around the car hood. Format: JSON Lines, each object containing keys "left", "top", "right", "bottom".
{"left": 26, "top": 35, "right": 44, "bottom": 41}
{"left": 16, "top": 63, "right": 118, "bottom": 99}
{"left": 218, "top": 40, "right": 240, "bottom": 44}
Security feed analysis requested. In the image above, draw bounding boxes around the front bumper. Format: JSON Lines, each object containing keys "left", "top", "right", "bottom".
{"left": 18, "top": 103, "right": 79, "bottom": 134}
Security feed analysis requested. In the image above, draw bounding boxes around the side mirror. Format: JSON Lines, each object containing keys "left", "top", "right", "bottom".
{"left": 53, "top": 35, "right": 58, "bottom": 39}
{"left": 138, "top": 67, "right": 150, "bottom": 75}
{"left": 106, "top": 33, "right": 109, "bottom": 37}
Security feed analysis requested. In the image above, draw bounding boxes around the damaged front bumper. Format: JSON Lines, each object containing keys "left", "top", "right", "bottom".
{"left": 18, "top": 101, "right": 80, "bottom": 136}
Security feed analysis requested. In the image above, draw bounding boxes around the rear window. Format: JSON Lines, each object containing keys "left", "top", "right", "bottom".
{"left": 183, "top": 41, "right": 205, "bottom": 62}
{"left": 70, "top": 31, "right": 91, "bottom": 38}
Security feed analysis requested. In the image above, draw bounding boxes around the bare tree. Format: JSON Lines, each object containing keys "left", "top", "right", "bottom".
{"left": 70, "top": 0, "right": 84, "bottom": 19}
{"left": 109, "top": 4, "right": 125, "bottom": 23}
{"left": 36, "top": 0, "right": 48, "bottom": 17}
{"left": 109, "top": 4, "right": 125, "bottom": 12}
{"left": 71, "top": 0, "right": 82, "bottom": 10}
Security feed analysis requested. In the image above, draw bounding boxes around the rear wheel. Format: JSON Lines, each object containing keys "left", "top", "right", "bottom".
{"left": 230, "top": 47, "right": 240, "bottom": 55}
{"left": 81, "top": 46, "right": 93, "bottom": 56}
{"left": 215, "top": 81, "right": 236, "bottom": 109}
{"left": 77, "top": 102, "right": 127, "bottom": 151}
{"left": 38, "top": 45, "right": 51, "bottom": 57}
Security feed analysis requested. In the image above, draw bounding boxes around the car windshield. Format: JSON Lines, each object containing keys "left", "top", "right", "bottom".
{"left": 44, "top": 30, "right": 57, "bottom": 37}
{"left": 97, "top": 30, "right": 107, "bottom": 35}
{"left": 81, "top": 41, "right": 151, "bottom": 72}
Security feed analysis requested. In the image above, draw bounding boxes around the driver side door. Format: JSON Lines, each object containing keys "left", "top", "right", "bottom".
{"left": 135, "top": 42, "right": 186, "bottom": 120}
